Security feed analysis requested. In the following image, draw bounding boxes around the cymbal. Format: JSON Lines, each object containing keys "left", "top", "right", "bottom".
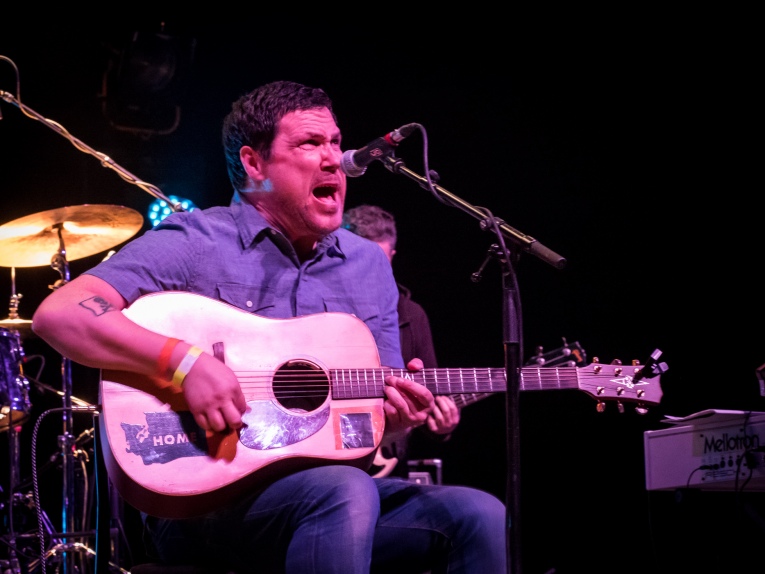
{"left": 0, "top": 317, "right": 35, "bottom": 339}
{"left": 34, "top": 379, "right": 94, "bottom": 408}
{"left": 0, "top": 204, "right": 144, "bottom": 268}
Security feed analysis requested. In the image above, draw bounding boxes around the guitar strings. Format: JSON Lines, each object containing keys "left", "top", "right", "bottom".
{"left": 220, "top": 367, "right": 652, "bottom": 402}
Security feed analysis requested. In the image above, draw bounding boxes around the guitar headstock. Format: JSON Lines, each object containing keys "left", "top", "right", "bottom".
{"left": 576, "top": 357, "right": 664, "bottom": 413}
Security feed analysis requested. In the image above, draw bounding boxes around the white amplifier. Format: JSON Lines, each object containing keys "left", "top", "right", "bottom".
{"left": 644, "top": 410, "right": 765, "bottom": 491}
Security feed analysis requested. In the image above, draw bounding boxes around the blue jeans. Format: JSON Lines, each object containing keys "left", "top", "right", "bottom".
{"left": 143, "top": 465, "right": 507, "bottom": 573}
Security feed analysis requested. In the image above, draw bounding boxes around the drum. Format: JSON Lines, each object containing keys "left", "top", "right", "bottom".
{"left": 1, "top": 326, "right": 31, "bottom": 432}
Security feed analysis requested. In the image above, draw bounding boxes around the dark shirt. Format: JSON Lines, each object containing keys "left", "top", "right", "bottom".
{"left": 397, "top": 283, "right": 438, "bottom": 369}
{"left": 372, "top": 282, "right": 446, "bottom": 479}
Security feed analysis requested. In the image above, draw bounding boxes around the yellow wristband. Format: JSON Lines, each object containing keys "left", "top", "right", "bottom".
{"left": 172, "top": 346, "right": 203, "bottom": 387}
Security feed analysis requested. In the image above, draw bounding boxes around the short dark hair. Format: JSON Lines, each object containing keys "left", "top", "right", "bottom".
{"left": 342, "top": 205, "right": 397, "bottom": 248}
{"left": 222, "top": 80, "right": 337, "bottom": 192}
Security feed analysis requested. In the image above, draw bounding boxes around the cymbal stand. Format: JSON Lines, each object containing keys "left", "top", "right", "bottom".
{"left": 8, "top": 266, "right": 21, "bottom": 321}
{"left": 47, "top": 224, "right": 77, "bottom": 574}
{"left": 4, "top": 423, "right": 23, "bottom": 574}
{"left": 1, "top": 87, "right": 180, "bottom": 209}
{"left": 3, "top": 273, "right": 29, "bottom": 574}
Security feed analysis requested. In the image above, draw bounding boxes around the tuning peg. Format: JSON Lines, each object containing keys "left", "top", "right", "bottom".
{"left": 617, "top": 401, "right": 625, "bottom": 414}
{"left": 635, "top": 404, "right": 648, "bottom": 415}
{"left": 596, "top": 401, "right": 606, "bottom": 413}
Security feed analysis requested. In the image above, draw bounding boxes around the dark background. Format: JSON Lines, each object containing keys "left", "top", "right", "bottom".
{"left": 1, "top": 18, "right": 762, "bottom": 573}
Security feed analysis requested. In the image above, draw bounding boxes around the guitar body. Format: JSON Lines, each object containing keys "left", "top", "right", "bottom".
{"left": 100, "top": 292, "right": 385, "bottom": 519}
{"left": 100, "top": 292, "right": 665, "bottom": 517}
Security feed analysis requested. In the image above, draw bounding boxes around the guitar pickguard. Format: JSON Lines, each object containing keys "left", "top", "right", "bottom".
{"left": 240, "top": 401, "right": 330, "bottom": 449}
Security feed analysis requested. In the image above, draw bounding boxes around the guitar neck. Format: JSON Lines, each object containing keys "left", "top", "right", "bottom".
{"left": 451, "top": 392, "right": 495, "bottom": 409}
{"left": 332, "top": 362, "right": 663, "bottom": 407}
{"left": 331, "top": 366, "right": 581, "bottom": 399}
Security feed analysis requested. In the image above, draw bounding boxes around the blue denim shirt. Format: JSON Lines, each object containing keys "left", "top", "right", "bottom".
{"left": 86, "top": 193, "right": 404, "bottom": 368}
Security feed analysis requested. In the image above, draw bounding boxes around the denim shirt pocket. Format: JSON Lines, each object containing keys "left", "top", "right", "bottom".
{"left": 217, "top": 283, "right": 277, "bottom": 315}
{"left": 322, "top": 297, "right": 382, "bottom": 338}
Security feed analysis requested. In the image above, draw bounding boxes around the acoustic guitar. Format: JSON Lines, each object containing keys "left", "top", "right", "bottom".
{"left": 100, "top": 292, "right": 663, "bottom": 518}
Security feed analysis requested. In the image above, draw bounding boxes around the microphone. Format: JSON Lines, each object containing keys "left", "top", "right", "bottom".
{"left": 341, "top": 123, "right": 417, "bottom": 177}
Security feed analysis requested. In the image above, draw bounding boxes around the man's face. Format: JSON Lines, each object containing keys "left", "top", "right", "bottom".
{"left": 253, "top": 107, "right": 346, "bottom": 246}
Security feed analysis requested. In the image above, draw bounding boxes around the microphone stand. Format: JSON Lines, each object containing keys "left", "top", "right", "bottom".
{"left": 379, "top": 154, "right": 566, "bottom": 574}
{"left": 0, "top": 89, "right": 180, "bottom": 210}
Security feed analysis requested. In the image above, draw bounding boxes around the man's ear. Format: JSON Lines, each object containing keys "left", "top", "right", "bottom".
{"left": 240, "top": 146, "right": 266, "bottom": 181}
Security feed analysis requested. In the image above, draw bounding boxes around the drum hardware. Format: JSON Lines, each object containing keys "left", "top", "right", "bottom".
{"left": 1, "top": 267, "right": 33, "bottom": 574}
{"left": 2, "top": 488, "right": 58, "bottom": 574}
{"left": 25, "top": 404, "right": 100, "bottom": 574}
{"left": 2, "top": 78, "right": 156, "bottom": 571}
{"left": 0, "top": 267, "right": 34, "bottom": 342}
{"left": 0, "top": 317, "right": 33, "bottom": 339}
{"left": 1, "top": 267, "right": 34, "bottom": 436}
{"left": 0, "top": 205, "right": 143, "bottom": 573}
{"left": 32, "top": 378, "right": 93, "bottom": 408}
{"left": 3, "top": 79, "right": 160, "bottom": 571}
{"left": 43, "top": 542, "right": 129, "bottom": 574}
{"left": 0, "top": 327, "right": 31, "bottom": 434}
{"left": 3, "top": 423, "right": 25, "bottom": 574}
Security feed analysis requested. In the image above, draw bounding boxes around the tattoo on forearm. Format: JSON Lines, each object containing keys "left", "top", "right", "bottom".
{"left": 79, "top": 296, "right": 114, "bottom": 316}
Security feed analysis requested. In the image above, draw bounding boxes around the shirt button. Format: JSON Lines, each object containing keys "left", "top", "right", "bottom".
{"left": 246, "top": 300, "right": 253, "bottom": 308}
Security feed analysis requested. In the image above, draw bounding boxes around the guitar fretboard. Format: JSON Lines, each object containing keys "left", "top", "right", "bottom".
{"left": 331, "top": 366, "right": 583, "bottom": 399}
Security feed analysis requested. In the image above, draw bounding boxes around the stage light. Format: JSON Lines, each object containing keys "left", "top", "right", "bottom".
{"left": 102, "top": 28, "right": 196, "bottom": 136}
{"left": 147, "top": 196, "right": 197, "bottom": 227}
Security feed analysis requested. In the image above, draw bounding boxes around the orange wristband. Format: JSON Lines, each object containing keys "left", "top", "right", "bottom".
{"left": 157, "top": 337, "right": 181, "bottom": 381}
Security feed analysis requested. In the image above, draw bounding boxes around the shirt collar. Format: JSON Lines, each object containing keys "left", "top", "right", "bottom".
{"left": 230, "top": 192, "right": 346, "bottom": 259}
{"left": 230, "top": 192, "right": 272, "bottom": 247}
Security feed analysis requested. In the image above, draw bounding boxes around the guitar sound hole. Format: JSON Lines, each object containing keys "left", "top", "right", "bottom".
{"left": 273, "top": 360, "right": 329, "bottom": 413}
